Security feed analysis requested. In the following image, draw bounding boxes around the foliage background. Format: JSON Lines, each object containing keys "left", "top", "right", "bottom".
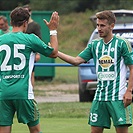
{"left": 0, "top": 0, "right": 133, "bottom": 14}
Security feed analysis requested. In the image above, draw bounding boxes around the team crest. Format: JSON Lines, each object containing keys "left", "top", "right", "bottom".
{"left": 111, "top": 48, "right": 114, "bottom": 52}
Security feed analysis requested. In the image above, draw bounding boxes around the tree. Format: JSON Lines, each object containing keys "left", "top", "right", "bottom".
{"left": 0, "top": 0, "right": 30, "bottom": 11}
{"left": 0, "top": 0, "right": 133, "bottom": 13}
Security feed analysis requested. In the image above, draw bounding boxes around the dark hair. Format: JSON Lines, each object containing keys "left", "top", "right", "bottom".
{"left": 96, "top": 10, "right": 116, "bottom": 25}
{"left": 10, "top": 7, "right": 30, "bottom": 27}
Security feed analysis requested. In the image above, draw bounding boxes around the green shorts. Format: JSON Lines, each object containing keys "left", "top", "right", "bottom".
{"left": 88, "top": 100, "right": 132, "bottom": 129}
{"left": 0, "top": 99, "right": 40, "bottom": 126}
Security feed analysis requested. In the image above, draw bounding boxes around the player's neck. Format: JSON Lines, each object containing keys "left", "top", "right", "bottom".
{"left": 103, "top": 34, "right": 113, "bottom": 44}
{"left": 12, "top": 22, "right": 27, "bottom": 33}
{"left": 12, "top": 27, "right": 24, "bottom": 32}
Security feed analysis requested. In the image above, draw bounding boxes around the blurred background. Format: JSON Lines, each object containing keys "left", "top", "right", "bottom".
{"left": 1, "top": 0, "right": 133, "bottom": 14}
{"left": 0, "top": 0, "right": 133, "bottom": 83}
{"left": 1, "top": 1, "right": 133, "bottom": 132}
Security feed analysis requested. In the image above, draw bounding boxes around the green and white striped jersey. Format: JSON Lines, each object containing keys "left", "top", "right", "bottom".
{"left": 78, "top": 35, "right": 133, "bottom": 101}
{"left": 0, "top": 32, "right": 54, "bottom": 100}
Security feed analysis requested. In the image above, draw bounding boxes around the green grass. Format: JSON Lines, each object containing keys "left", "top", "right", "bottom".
{"left": 54, "top": 66, "right": 78, "bottom": 83}
{"left": 11, "top": 118, "right": 133, "bottom": 133}
{"left": 12, "top": 118, "right": 90, "bottom": 133}
{"left": 39, "top": 102, "right": 90, "bottom": 118}
{"left": 11, "top": 102, "right": 133, "bottom": 133}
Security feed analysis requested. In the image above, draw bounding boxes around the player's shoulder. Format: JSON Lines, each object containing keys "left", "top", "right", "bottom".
{"left": 12, "top": 32, "right": 38, "bottom": 42}
{"left": 92, "top": 37, "right": 101, "bottom": 42}
{"left": 89, "top": 38, "right": 102, "bottom": 46}
{"left": 115, "top": 35, "right": 129, "bottom": 43}
{"left": 20, "top": 32, "right": 36, "bottom": 37}
{"left": 115, "top": 35, "right": 132, "bottom": 49}
{"left": 24, "top": 33, "right": 41, "bottom": 43}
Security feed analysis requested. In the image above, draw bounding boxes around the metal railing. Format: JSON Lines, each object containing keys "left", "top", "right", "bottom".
{"left": 34, "top": 63, "right": 94, "bottom": 67}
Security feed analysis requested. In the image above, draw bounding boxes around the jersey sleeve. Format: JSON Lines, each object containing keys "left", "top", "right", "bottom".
{"left": 29, "top": 34, "right": 54, "bottom": 57}
{"left": 78, "top": 43, "right": 93, "bottom": 62}
{"left": 121, "top": 40, "right": 133, "bottom": 65}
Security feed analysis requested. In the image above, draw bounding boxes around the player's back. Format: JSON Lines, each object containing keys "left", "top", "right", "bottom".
{"left": 0, "top": 32, "right": 35, "bottom": 100}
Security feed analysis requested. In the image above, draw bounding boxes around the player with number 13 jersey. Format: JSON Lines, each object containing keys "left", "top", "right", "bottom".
{"left": 79, "top": 35, "right": 133, "bottom": 101}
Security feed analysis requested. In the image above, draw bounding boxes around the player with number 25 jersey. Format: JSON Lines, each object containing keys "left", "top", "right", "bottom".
{"left": 0, "top": 32, "right": 53, "bottom": 100}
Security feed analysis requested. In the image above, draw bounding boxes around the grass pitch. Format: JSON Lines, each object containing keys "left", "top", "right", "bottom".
{"left": 12, "top": 102, "right": 133, "bottom": 133}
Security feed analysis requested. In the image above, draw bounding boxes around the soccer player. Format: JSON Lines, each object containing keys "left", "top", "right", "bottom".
{"left": 58, "top": 10, "right": 133, "bottom": 133}
{"left": 0, "top": 7, "right": 59, "bottom": 133}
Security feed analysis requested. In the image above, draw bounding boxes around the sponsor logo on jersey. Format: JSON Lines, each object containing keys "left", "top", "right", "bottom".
{"left": 98, "top": 71, "right": 116, "bottom": 81}
{"left": 99, "top": 55, "right": 114, "bottom": 69}
{"left": 2, "top": 74, "right": 25, "bottom": 79}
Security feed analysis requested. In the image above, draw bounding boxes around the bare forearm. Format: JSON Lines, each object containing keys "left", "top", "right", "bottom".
{"left": 50, "top": 35, "right": 58, "bottom": 58}
{"left": 58, "top": 51, "right": 85, "bottom": 66}
{"left": 127, "top": 69, "right": 133, "bottom": 93}
{"left": 123, "top": 67, "right": 133, "bottom": 107}
{"left": 43, "top": 11, "right": 59, "bottom": 58}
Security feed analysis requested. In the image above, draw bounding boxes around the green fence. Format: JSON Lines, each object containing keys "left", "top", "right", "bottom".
{"left": 0, "top": 11, "right": 55, "bottom": 80}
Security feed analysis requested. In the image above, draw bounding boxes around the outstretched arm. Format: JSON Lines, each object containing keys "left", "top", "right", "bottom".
{"left": 44, "top": 11, "right": 59, "bottom": 58}
{"left": 58, "top": 51, "right": 85, "bottom": 66}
